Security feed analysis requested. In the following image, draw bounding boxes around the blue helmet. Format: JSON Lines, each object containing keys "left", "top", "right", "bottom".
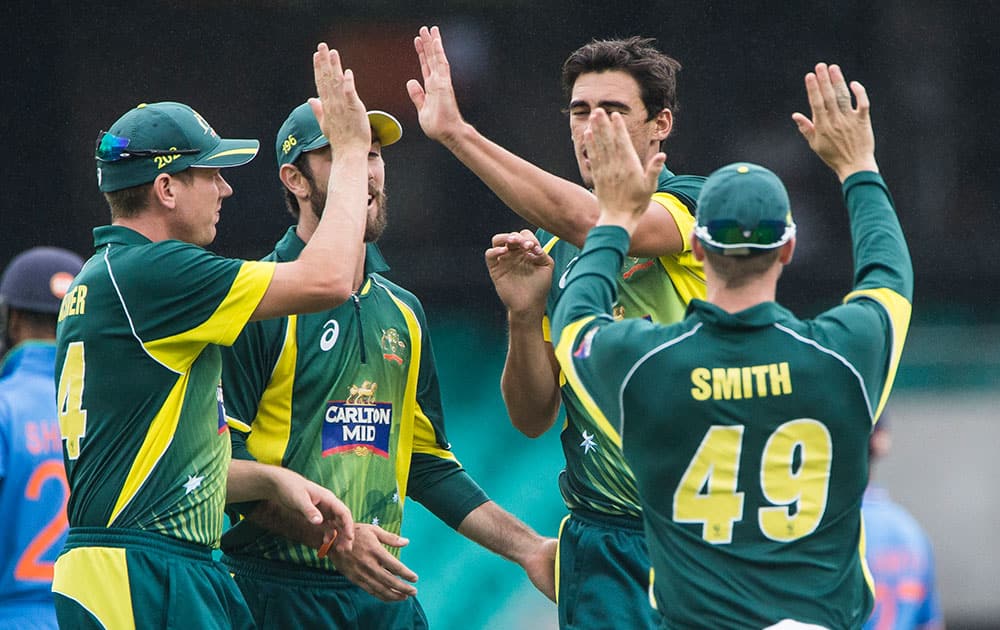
{"left": 0, "top": 247, "right": 84, "bottom": 314}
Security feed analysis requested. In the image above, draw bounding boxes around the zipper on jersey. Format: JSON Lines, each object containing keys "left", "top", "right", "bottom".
{"left": 352, "top": 293, "right": 367, "bottom": 364}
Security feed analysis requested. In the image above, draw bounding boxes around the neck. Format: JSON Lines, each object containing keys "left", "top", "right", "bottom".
{"left": 706, "top": 284, "right": 776, "bottom": 313}
{"left": 113, "top": 214, "right": 171, "bottom": 242}
{"left": 296, "top": 207, "right": 367, "bottom": 292}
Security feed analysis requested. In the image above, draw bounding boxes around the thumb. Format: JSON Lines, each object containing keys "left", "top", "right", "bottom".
{"left": 308, "top": 97, "right": 324, "bottom": 126}
{"left": 791, "top": 113, "right": 814, "bottom": 140}
{"left": 406, "top": 80, "right": 426, "bottom": 111}
{"left": 645, "top": 152, "right": 666, "bottom": 190}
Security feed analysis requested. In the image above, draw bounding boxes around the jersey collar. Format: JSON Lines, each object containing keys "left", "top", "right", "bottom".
{"left": 272, "top": 226, "right": 390, "bottom": 277}
{"left": 687, "top": 299, "right": 794, "bottom": 329}
{"left": 93, "top": 224, "right": 155, "bottom": 248}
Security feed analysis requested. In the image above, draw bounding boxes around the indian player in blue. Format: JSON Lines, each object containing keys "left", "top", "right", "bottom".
{"left": 0, "top": 247, "right": 83, "bottom": 629}
{"left": 863, "top": 419, "right": 943, "bottom": 630}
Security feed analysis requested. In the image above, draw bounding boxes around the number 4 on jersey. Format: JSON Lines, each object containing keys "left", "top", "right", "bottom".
{"left": 57, "top": 341, "right": 88, "bottom": 460}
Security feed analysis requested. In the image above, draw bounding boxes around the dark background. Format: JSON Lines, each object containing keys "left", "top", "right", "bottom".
{"left": 3, "top": 2, "right": 999, "bottom": 627}
{"left": 3, "top": 1, "right": 999, "bottom": 327}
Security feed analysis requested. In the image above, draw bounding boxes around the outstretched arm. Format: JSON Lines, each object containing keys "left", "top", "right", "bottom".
{"left": 457, "top": 500, "right": 557, "bottom": 602}
{"left": 407, "top": 25, "right": 684, "bottom": 256}
{"left": 485, "top": 231, "right": 561, "bottom": 437}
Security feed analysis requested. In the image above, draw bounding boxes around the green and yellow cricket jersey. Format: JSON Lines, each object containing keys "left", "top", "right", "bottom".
{"left": 220, "top": 228, "right": 487, "bottom": 569}
{"left": 54, "top": 226, "right": 275, "bottom": 547}
{"left": 552, "top": 172, "right": 913, "bottom": 627}
{"left": 539, "top": 167, "right": 705, "bottom": 519}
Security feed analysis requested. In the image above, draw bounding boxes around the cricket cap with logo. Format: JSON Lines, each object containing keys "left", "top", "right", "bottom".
{"left": 1, "top": 247, "right": 84, "bottom": 314}
{"left": 694, "top": 162, "right": 796, "bottom": 257}
{"left": 275, "top": 102, "right": 403, "bottom": 169}
{"left": 95, "top": 101, "right": 260, "bottom": 192}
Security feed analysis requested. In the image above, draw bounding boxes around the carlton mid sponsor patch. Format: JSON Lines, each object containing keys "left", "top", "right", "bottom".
{"left": 323, "top": 382, "right": 392, "bottom": 458}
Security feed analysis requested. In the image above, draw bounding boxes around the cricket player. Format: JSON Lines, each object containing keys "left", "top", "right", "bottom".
{"left": 863, "top": 417, "right": 944, "bottom": 630}
{"left": 548, "top": 62, "right": 912, "bottom": 627}
{"left": 51, "top": 44, "right": 368, "bottom": 628}
{"left": 410, "top": 26, "right": 704, "bottom": 627}
{"left": 0, "top": 247, "right": 82, "bottom": 629}
{"left": 218, "top": 102, "right": 556, "bottom": 629}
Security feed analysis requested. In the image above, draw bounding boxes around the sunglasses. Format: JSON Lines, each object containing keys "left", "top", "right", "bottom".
{"left": 694, "top": 219, "right": 795, "bottom": 250}
{"left": 95, "top": 131, "right": 201, "bottom": 162}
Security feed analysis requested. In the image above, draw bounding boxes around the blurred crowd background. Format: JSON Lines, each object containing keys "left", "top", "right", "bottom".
{"left": 3, "top": 1, "right": 998, "bottom": 627}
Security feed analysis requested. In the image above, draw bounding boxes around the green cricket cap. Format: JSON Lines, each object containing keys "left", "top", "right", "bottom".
{"left": 694, "top": 162, "right": 796, "bottom": 256}
{"left": 275, "top": 102, "right": 403, "bottom": 169}
{"left": 95, "top": 101, "right": 260, "bottom": 192}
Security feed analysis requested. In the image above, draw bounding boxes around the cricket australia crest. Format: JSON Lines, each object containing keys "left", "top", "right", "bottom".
{"left": 380, "top": 328, "right": 406, "bottom": 365}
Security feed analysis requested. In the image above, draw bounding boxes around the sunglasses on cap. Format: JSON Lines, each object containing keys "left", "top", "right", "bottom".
{"left": 694, "top": 219, "right": 796, "bottom": 251}
{"left": 95, "top": 131, "right": 201, "bottom": 163}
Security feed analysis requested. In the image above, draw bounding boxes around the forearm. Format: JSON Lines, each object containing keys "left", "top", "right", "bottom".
{"left": 226, "top": 459, "right": 280, "bottom": 504}
{"left": 443, "top": 122, "right": 600, "bottom": 244}
{"left": 551, "top": 226, "right": 629, "bottom": 345}
{"left": 501, "top": 314, "right": 561, "bottom": 437}
{"left": 844, "top": 172, "right": 913, "bottom": 300}
{"left": 456, "top": 500, "right": 546, "bottom": 566}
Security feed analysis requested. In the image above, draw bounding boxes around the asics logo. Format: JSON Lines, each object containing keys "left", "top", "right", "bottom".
{"left": 558, "top": 256, "right": 580, "bottom": 289}
{"left": 320, "top": 319, "right": 340, "bottom": 352}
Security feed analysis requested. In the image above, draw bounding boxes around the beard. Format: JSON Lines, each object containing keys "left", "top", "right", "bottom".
{"left": 308, "top": 181, "right": 388, "bottom": 243}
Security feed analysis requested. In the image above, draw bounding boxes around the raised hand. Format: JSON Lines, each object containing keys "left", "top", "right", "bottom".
{"left": 309, "top": 42, "right": 371, "bottom": 153}
{"left": 792, "top": 63, "right": 878, "bottom": 181}
{"left": 586, "top": 109, "right": 665, "bottom": 235}
{"left": 485, "top": 230, "right": 554, "bottom": 318}
{"left": 323, "top": 523, "right": 419, "bottom": 602}
{"left": 406, "top": 25, "right": 466, "bottom": 145}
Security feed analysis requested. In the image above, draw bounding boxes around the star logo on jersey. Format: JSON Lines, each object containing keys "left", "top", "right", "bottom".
{"left": 371, "top": 516, "right": 380, "bottom": 527}
{"left": 392, "top": 491, "right": 399, "bottom": 504}
{"left": 580, "top": 431, "right": 598, "bottom": 455}
{"left": 380, "top": 328, "right": 406, "bottom": 365}
{"left": 183, "top": 474, "right": 205, "bottom": 495}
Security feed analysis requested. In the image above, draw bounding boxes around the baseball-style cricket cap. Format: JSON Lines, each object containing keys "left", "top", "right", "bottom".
{"left": 95, "top": 101, "right": 260, "bottom": 192}
{"left": 275, "top": 102, "right": 403, "bottom": 169}
{"left": 0, "top": 247, "right": 84, "bottom": 314}
{"left": 695, "top": 162, "right": 796, "bottom": 256}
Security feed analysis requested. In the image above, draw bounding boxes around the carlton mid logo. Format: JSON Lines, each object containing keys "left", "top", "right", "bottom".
{"left": 323, "top": 383, "right": 391, "bottom": 458}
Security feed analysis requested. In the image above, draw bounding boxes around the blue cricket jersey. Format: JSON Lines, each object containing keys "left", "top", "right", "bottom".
{"left": 863, "top": 486, "right": 943, "bottom": 630}
{"left": 0, "top": 342, "right": 68, "bottom": 628}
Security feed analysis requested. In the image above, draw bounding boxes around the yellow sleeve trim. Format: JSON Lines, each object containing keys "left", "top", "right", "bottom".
{"left": 144, "top": 261, "right": 275, "bottom": 372}
{"left": 651, "top": 192, "right": 696, "bottom": 252}
{"left": 649, "top": 193, "right": 706, "bottom": 306}
{"left": 246, "top": 316, "right": 298, "bottom": 466}
{"left": 553, "top": 316, "right": 622, "bottom": 447}
{"left": 844, "top": 288, "right": 912, "bottom": 421}
{"left": 412, "top": 401, "right": 458, "bottom": 462}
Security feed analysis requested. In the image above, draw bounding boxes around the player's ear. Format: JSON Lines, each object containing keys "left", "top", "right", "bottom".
{"left": 151, "top": 173, "right": 177, "bottom": 209}
{"left": 779, "top": 237, "right": 796, "bottom": 265}
{"left": 280, "top": 163, "right": 311, "bottom": 201}
{"left": 651, "top": 108, "right": 672, "bottom": 142}
{"left": 691, "top": 232, "right": 706, "bottom": 262}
